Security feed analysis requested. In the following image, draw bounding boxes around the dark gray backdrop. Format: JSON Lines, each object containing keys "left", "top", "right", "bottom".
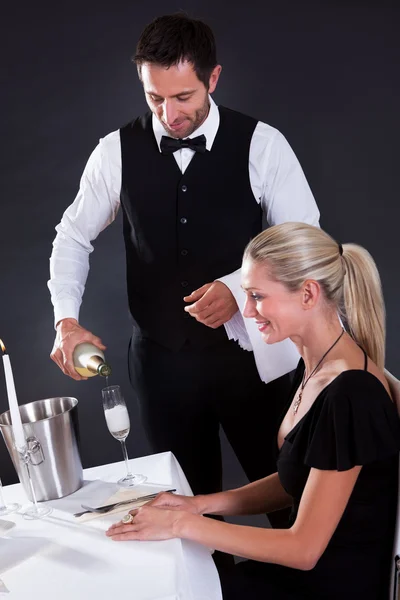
{"left": 1, "top": 0, "right": 399, "bottom": 487}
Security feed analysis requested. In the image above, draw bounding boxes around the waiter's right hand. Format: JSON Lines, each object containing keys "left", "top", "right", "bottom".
{"left": 50, "top": 318, "right": 106, "bottom": 381}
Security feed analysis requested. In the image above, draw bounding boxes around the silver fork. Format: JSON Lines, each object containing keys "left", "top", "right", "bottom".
{"left": 74, "top": 489, "right": 176, "bottom": 518}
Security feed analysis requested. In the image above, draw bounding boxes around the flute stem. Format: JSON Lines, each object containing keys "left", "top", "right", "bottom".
{"left": 0, "top": 479, "right": 6, "bottom": 510}
{"left": 25, "top": 462, "right": 39, "bottom": 511}
{"left": 120, "top": 440, "right": 132, "bottom": 477}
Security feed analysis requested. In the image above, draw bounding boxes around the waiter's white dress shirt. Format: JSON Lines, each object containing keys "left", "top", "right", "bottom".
{"left": 48, "top": 96, "right": 320, "bottom": 383}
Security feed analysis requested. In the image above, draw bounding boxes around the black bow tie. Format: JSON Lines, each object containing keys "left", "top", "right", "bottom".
{"left": 160, "top": 134, "right": 207, "bottom": 155}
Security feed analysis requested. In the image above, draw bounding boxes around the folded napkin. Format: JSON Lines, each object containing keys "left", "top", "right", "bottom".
{"left": 46, "top": 479, "right": 175, "bottom": 523}
{"left": 76, "top": 484, "right": 175, "bottom": 523}
{"left": 46, "top": 479, "right": 119, "bottom": 515}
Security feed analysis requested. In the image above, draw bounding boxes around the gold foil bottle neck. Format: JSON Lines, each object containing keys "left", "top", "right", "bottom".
{"left": 86, "top": 355, "right": 112, "bottom": 377}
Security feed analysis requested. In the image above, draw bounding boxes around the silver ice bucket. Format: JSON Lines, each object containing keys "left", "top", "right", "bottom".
{"left": 0, "top": 397, "right": 83, "bottom": 501}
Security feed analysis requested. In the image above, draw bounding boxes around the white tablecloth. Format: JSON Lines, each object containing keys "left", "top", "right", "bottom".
{"left": 0, "top": 451, "right": 223, "bottom": 600}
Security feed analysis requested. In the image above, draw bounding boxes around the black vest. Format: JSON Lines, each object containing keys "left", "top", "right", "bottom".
{"left": 120, "top": 106, "right": 262, "bottom": 351}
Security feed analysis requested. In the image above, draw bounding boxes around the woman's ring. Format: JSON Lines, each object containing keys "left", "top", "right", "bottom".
{"left": 122, "top": 513, "right": 134, "bottom": 524}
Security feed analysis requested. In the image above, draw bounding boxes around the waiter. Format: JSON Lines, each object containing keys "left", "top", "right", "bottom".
{"left": 48, "top": 13, "right": 320, "bottom": 526}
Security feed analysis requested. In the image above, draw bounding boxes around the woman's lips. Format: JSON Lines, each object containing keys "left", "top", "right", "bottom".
{"left": 256, "top": 321, "right": 271, "bottom": 332}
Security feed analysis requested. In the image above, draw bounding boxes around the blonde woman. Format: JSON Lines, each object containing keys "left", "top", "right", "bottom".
{"left": 107, "top": 223, "right": 400, "bottom": 600}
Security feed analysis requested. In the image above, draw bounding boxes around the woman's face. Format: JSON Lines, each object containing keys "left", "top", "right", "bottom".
{"left": 241, "top": 258, "right": 306, "bottom": 345}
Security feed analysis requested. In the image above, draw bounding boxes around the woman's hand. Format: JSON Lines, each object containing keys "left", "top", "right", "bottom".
{"left": 105, "top": 505, "right": 194, "bottom": 542}
{"left": 146, "top": 491, "right": 202, "bottom": 514}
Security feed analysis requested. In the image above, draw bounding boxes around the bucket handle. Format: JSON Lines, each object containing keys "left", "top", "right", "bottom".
{"left": 20, "top": 436, "right": 45, "bottom": 466}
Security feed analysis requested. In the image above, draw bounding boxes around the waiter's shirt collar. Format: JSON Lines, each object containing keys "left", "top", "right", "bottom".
{"left": 152, "top": 95, "right": 219, "bottom": 152}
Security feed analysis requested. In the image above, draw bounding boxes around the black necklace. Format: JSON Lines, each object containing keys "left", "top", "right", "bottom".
{"left": 293, "top": 328, "right": 345, "bottom": 415}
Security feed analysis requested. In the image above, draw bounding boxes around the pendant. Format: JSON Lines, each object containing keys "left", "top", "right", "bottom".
{"left": 293, "top": 390, "right": 303, "bottom": 415}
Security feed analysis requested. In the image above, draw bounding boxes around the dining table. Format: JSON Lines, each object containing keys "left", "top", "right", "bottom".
{"left": 0, "top": 450, "right": 223, "bottom": 600}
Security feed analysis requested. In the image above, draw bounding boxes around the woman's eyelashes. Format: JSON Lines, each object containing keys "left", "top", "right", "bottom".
{"left": 250, "top": 292, "right": 264, "bottom": 301}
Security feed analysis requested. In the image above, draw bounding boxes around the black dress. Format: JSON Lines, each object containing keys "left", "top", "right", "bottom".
{"left": 220, "top": 356, "right": 400, "bottom": 600}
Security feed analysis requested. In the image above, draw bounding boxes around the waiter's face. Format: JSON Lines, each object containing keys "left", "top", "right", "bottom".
{"left": 241, "top": 259, "right": 308, "bottom": 345}
{"left": 140, "top": 61, "right": 221, "bottom": 139}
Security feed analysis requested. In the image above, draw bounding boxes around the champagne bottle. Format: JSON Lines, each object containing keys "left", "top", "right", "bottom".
{"left": 73, "top": 343, "right": 112, "bottom": 377}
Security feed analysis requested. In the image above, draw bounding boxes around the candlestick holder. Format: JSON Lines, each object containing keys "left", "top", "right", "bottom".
{"left": 18, "top": 437, "right": 52, "bottom": 519}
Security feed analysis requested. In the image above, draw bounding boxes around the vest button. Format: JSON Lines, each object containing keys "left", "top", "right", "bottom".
{"left": 181, "top": 280, "right": 189, "bottom": 287}
{"left": 180, "top": 217, "right": 188, "bottom": 224}
{"left": 181, "top": 185, "right": 188, "bottom": 192}
{"left": 181, "top": 249, "right": 188, "bottom": 256}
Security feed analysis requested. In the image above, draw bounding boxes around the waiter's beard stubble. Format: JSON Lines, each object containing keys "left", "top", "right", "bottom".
{"left": 161, "top": 98, "right": 210, "bottom": 139}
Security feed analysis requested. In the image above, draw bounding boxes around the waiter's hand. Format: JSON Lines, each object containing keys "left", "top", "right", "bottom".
{"left": 183, "top": 281, "right": 238, "bottom": 328}
{"left": 50, "top": 318, "right": 106, "bottom": 381}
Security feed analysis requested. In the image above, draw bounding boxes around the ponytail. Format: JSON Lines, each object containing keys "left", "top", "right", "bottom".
{"left": 341, "top": 244, "right": 385, "bottom": 369}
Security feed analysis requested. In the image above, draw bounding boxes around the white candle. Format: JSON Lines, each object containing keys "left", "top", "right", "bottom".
{"left": 1, "top": 348, "right": 26, "bottom": 451}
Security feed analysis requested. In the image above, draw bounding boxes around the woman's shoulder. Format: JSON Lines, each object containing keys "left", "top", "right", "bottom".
{"left": 313, "top": 368, "right": 400, "bottom": 448}
{"left": 302, "top": 369, "right": 400, "bottom": 471}
{"left": 326, "top": 368, "right": 393, "bottom": 406}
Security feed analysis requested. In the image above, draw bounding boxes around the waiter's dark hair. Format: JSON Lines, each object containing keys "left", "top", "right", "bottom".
{"left": 133, "top": 13, "right": 218, "bottom": 88}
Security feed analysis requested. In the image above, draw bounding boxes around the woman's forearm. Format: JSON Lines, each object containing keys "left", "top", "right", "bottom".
{"left": 195, "top": 473, "right": 293, "bottom": 516}
{"left": 175, "top": 513, "right": 312, "bottom": 570}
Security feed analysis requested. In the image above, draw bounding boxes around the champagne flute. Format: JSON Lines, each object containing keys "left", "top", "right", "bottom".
{"left": 19, "top": 459, "right": 52, "bottom": 520}
{"left": 101, "top": 385, "right": 146, "bottom": 487}
{"left": 0, "top": 476, "right": 20, "bottom": 515}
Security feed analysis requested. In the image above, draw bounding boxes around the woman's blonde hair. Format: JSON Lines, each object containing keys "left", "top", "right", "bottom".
{"left": 244, "top": 222, "right": 385, "bottom": 369}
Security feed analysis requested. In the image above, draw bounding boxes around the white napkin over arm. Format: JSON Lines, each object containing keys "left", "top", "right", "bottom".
{"left": 219, "top": 269, "right": 300, "bottom": 383}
